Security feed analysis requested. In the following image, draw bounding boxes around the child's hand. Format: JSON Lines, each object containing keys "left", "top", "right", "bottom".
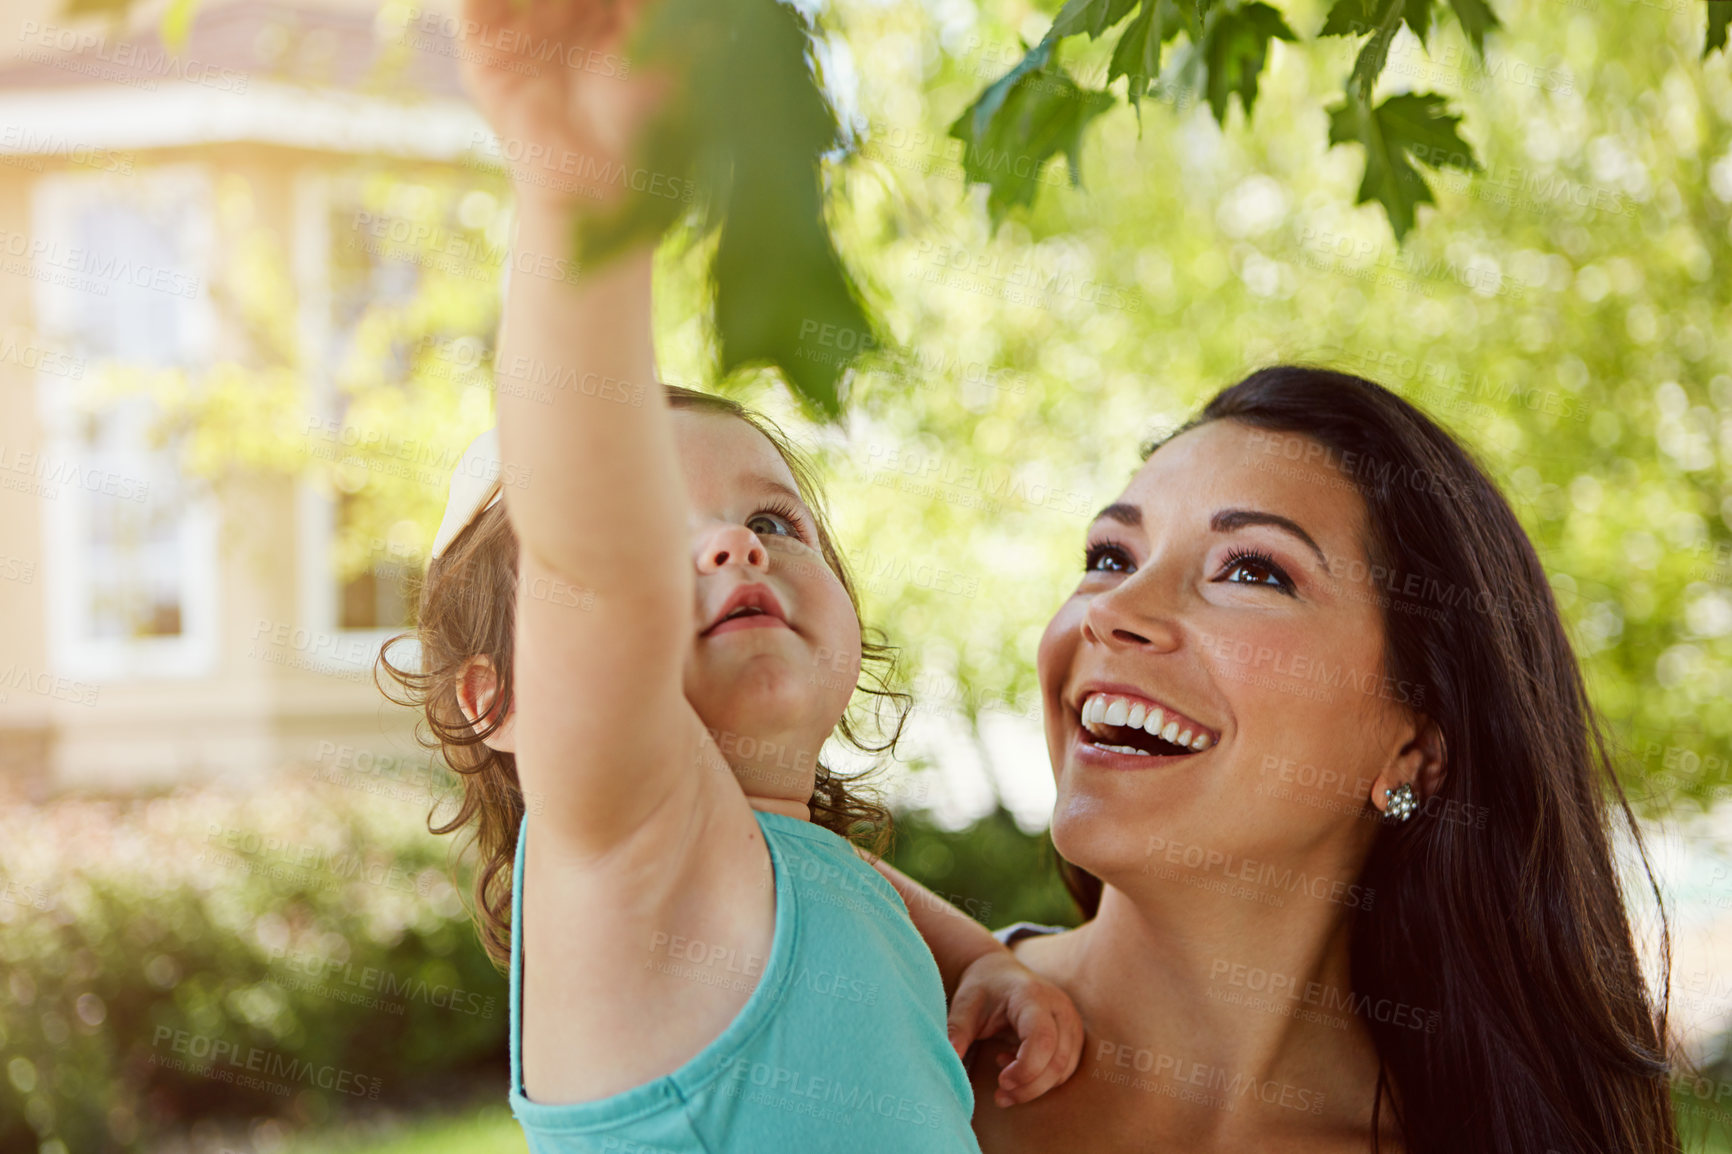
{"left": 456, "top": 0, "right": 670, "bottom": 212}
{"left": 948, "top": 949, "right": 1083, "bottom": 1108}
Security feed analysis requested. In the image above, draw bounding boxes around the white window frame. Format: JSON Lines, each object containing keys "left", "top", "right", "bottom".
{"left": 32, "top": 164, "right": 221, "bottom": 681}
{"left": 291, "top": 171, "right": 416, "bottom": 677}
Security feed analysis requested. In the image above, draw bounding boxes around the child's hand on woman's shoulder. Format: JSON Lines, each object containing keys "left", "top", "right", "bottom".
{"left": 948, "top": 949, "right": 1084, "bottom": 1108}
{"left": 457, "top": 0, "right": 670, "bottom": 213}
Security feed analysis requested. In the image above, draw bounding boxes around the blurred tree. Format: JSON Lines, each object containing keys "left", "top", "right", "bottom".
{"left": 885, "top": 807, "right": 1084, "bottom": 930}
{"left": 86, "top": 0, "right": 1732, "bottom": 814}
{"left": 88, "top": 0, "right": 1730, "bottom": 412}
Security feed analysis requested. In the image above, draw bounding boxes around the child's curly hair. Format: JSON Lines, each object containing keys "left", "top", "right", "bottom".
{"left": 378, "top": 385, "right": 906, "bottom": 970}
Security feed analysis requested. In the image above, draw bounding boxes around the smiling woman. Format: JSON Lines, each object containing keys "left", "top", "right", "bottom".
{"left": 970, "top": 365, "right": 1678, "bottom": 1154}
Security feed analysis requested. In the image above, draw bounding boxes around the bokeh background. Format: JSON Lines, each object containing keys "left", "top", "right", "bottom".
{"left": 0, "top": 0, "right": 1729, "bottom": 1149}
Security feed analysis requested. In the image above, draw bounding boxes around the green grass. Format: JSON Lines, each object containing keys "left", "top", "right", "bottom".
{"left": 280, "top": 1104, "right": 528, "bottom": 1154}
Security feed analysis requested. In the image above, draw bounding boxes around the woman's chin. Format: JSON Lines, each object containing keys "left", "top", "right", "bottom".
{"left": 1049, "top": 797, "right": 1153, "bottom": 880}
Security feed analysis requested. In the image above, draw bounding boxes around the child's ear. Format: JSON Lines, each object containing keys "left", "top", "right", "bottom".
{"left": 456, "top": 655, "right": 516, "bottom": 753}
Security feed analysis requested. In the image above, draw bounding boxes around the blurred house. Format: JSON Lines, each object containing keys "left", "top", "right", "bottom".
{"left": 0, "top": 0, "right": 491, "bottom": 791}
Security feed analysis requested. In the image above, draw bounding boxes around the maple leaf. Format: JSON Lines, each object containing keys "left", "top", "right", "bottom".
{"left": 949, "top": 38, "right": 1116, "bottom": 224}
{"left": 1326, "top": 91, "right": 1479, "bottom": 239}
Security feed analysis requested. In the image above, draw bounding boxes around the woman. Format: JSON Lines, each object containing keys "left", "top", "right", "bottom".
{"left": 969, "top": 366, "right": 1677, "bottom": 1153}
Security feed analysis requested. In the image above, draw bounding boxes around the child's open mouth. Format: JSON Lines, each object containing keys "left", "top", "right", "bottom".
{"left": 702, "top": 583, "right": 791, "bottom": 637}
{"left": 1076, "top": 691, "right": 1216, "bottom": 757}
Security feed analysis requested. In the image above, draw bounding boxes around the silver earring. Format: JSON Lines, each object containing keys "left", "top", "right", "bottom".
{"left": 1384, "top": 783, "right": 1417, "bottom": 823}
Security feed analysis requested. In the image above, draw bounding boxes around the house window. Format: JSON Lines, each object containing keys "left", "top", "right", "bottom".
{"left": 294, "top": 170, "right": 504, "bottom": 666}
{"left": 32, "top": 167, "right": 218, "bottom": 680}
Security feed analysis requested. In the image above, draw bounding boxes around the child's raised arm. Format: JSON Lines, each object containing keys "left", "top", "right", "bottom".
{"left": 462, "top": 0, "right": 713, "bottom": 854}
{"left": 459, "top": 0, "right": 780, "bottom": 1104}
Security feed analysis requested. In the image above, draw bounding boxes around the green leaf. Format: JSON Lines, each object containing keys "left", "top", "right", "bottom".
{"left": 577, "top": 0, "right": 870, "bottom": 417}
{"left": 1108, "top": 0, "right": 1186, "bottom": 112}
{"left": 1708, "top": 1, "right": 1731, "bottom": 59}
{"left": 1322, "top": 0, "right": 1428, "bottom": 97}
{"left": 1326, "top": 91, "right": 1479, "bottom": 239}
{"left": 1196, "top": 1, "right": 1296, "bottom": 124}
{"left": 1049, "top": 0, "right": 1142, "bottom": 41}
{"left": 948, "top": 39, "right": 1117, "bottom": 225}
{"left": 1444, "top": 0, "right": 1498, "bottom": 56}
{"left": 1320, "top": 0, "right": 1428, "bottom": 44}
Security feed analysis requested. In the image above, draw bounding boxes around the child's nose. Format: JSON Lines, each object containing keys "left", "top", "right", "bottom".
{"left": 696, "top": 524, "right": 768, "bottom": 573}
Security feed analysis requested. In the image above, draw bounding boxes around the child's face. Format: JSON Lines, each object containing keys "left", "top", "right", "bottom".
{"left": 673, "top": 411, "right": 863, "bottom": 808}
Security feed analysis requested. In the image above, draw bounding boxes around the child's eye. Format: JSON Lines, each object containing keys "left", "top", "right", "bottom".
{"left": 1082, "top": 542, "right": 1134, "bottom": 573}
{"left": 1216, "top": 548, "right": 1295, "bottom": 595}
{"left": 747, "top": 501, "right": 808, "bottom": 542}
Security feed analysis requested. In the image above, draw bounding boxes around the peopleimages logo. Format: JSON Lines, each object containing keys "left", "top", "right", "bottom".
{"left": 16, "top": 21, "right": 250, "bottom": 92}
{"left": 718, "top": 1058, "right": 949, "bottom": 1129}
{"left": 150, "top": 1027, "right": 382, "bottom": 1097}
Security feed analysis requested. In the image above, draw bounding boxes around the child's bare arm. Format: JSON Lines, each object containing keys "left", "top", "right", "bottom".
{"left": 465, "top": 0, "right": 717, "bottom": 854}
{"left": 463, "top": 0, "right": 777, "bottom": 1104}
{"left": 863, "top": 854, "right": 1084, "bottom": 1105}
{"left": 861, "top": 854, "right": 997, "bottom": 995}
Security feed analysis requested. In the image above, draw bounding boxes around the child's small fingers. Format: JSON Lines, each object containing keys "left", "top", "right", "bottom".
{"left": 1057, "top": 1010, "right": 1085, "bottom": 1082}
{"left": 1009, "top": 1009, "right": 1058, "bottom": 1079}
{"left": 946, "top": 986, "right": 988, "bottom": 1061}
{"left": 993, "top": 1066, "right": 1026, "bottom": 1110}
{"left": 1001, "top": 1060, "right": 1065, "bottom": 1105}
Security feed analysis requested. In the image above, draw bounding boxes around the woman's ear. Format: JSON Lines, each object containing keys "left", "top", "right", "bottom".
{"left": 456, "top": 655, "right": 516, "bottom": 753}
{"left": 1372, "top": 715, "right": 1447, "bottom": 818}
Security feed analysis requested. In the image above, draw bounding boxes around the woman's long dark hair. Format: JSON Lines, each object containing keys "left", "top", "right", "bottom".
{"left": 1061, "top": 365, "right": 1677, "bottom": 1153}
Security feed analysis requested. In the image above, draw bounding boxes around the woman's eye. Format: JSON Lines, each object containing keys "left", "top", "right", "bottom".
{"left": 1218, "top": 551, "right": 1294, "bottom": 594}
{"left": 1083, "top": 543, "right": 1133, "bottom": 573}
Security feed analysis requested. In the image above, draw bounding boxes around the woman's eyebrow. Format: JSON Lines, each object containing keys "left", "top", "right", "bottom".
{"left": 1091, "top": 502, "right": 1141, "bottom": 528}
{"left": 1210, "top": 507, "right": 1329, "bottom": 568}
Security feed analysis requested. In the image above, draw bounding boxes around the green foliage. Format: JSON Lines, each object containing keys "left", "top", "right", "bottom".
{"left": 1048, "top": 0, "right": 1141, "bottom": 42}
{"left": 1441, "top": 0, "right": 1497, "bottom": 56}
{"left": 1709, "top": 2, "right": 1731, "bottom": 61}
{"left": 887, "top": 808, "right": 1083, "bottom": 933}
{"left": 1186, "top": 1, "right": 1298, "bottom": 126}
{"left": 97, "top": 0, "right": 1732, "bottom": 855}
{"left": 0, "top": 779, "right": 508, "bottom": 1153}
{"left": 954, "top": 0, "right": 1497, "bottom": 238}
{"left": 572, "top": 0, "right": 873, "bottom": 417}
{"left": 948, "top": 39, "right": 1117, "bottom": 224}
{"left": 798, "top": 0, "right": 1732, "bottom": 813}
{"left": 1321, "top": 0, "right": 1432, "bottom": 95}
{"left": 0, "top": 782, "right": 1072, "bottom": 1152}
{"left": 1326, "top": 92, "right": 1480, "bottom": 239}
{"left": 1109, "top": 0, "right": 1183, "bottom": 114}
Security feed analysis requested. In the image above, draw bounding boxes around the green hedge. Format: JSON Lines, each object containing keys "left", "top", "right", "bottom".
{"left": 10, "top": 777, "right": 1728, "bottom": 1152}
{"left": 0, "top": 779, "right": 1072, "bottom": 1153}
{"left": 0, "top": 777, "right": 508, "bottom": 1153}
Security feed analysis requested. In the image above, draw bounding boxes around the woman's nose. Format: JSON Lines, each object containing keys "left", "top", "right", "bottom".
{"left": 1081, "top": 578, "right": 1182, "bottom": 652}
{"left": 695, "top": 523, "right": 768, "bottom": 574}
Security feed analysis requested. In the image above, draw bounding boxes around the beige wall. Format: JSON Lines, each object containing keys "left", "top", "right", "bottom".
{"left": 0, "top": 0, "right": 467, "bottom": 71}
{"left": 0, "top": 141, "right": 425, "bottom": 795}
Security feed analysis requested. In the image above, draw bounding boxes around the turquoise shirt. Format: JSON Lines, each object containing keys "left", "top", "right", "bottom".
{"left": 507, "top": 809, "right": 981, "bottom": 1153}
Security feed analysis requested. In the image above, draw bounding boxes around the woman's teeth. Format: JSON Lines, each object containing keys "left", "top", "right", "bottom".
{"left": 1080, "top": 693, "right": 1215, "bottom": 752}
